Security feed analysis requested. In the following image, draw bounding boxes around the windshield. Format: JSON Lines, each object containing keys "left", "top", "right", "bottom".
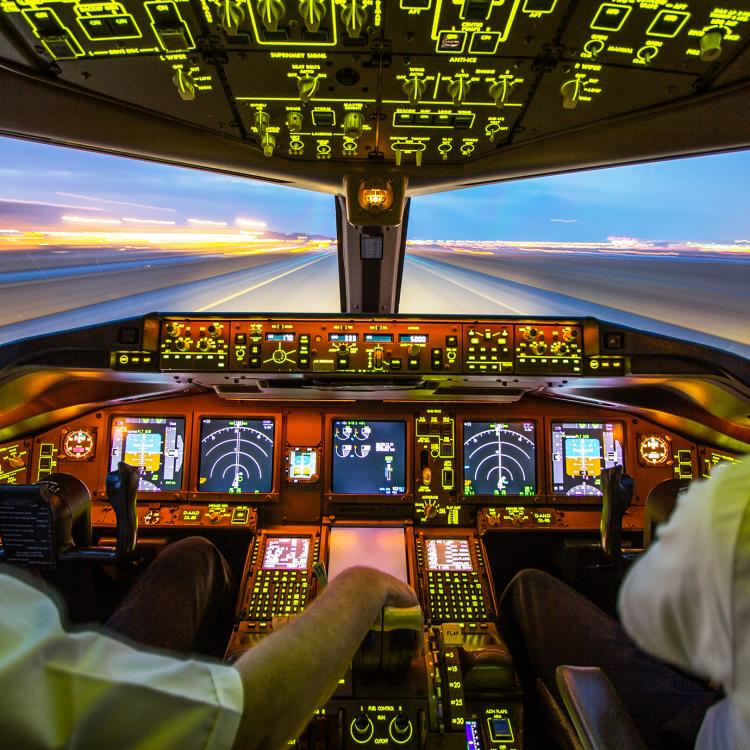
{"left": 0, "top": 136, "right": 338, "bottom": 344}
{"left": 1, "top": 136, "right": 748, "bottom": 358}
{"left": 402, "top": 151, "right": 750, "bottom": 359}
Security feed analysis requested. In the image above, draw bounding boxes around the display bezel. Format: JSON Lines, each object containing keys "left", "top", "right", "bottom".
{"left": 459, "top": 418, "right": 539, "bottom": 500}
{"left": 326, "top": 416, "right": 412, "bottom": 501}
{"left": 108, "top": 414, "right": 188, "bottom": 496}
{"left": 188, "top": 412, "right": 281, "bottom": 502}
{"left": 549, "top": 419, "right": 626, "bottom": 499}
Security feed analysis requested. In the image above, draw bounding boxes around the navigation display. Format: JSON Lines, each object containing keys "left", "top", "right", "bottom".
{"left": 332, "top": 420, "right": 406, "bottom": 495}
{"left": 110, "top": 416, "right": 185, "bottom": 492}
{"left": 263, "top": 537, "right": 310, "bottom": 570}
{"left": 425, "top": 539, "right": 473, "bottom": 572}
{"left": 198, "top": 418, "right": 275, "bottom": 494}
{"left": 551, "top": 422, "right": 625, "bottom": 496}
{"left": 463, "top": 421, "right": 536, "bottom": 496}
{"left": 328, "top": 527, "right": 408, "bottom": 583}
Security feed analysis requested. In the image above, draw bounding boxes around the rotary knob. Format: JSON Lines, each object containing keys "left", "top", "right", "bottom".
{"left": 489, "top": 78, "right": 513, "bottom": 107}
{"left": 390, "top": 713, "right": 413, "bottom": 743}
{"left": 299, "top": 0, "right": 327, "bottom": 32}
{"left": 342, "top": 111, "right": 364, "bottom": 139}
{"left": 217, "top": 0, "right": 245, "bottom": 34}
{"left": 257, "top": 0, "right": 285, "bottom": 31}
{"left": 197, "top": 338, "right": 210, "bottom": 351}
{"left": 341, "top": 0, "right": 367, "bottom": 38}
{"left": 165, "top": 322, "right": 181, "bottom": 336}
{"left": 700, "top": 28, "right": 724, "bottom": 62}
{"left": 261, "top": 133, "right": 276, "bottom": 157}
{"left": 175, "top": 339, "right": 187, "bottom": 351}
{"left": 297, "top": 75, "right": 320, "bottom": 102}
{"left": 286, "top": 111, "right": 303, "bottom": 132}
{"left": 402, "top": 75, "right": 427, "bottom": 105}
{"left": 561, "top": 77, "right": 584, "bottom": 109}
{"left": 529, "top": 340, "right": 547, "bottom": 355}
{"left": 172, "top": 68, "right": 195, "bottom": 101}
{"left": 446, "top": 76, "right": 470, "bottom": 105}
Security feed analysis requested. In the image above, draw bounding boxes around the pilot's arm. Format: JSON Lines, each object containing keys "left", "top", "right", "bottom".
{"left": 0, "top": 564, "right": 418, "bottom": 750}
{"left": 618, "top": 457, "right": 750, "bottom": 684}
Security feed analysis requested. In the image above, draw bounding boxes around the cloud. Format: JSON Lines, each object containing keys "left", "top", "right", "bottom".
{"left": 550, "top": 218, "right": 578, "bottom": 223}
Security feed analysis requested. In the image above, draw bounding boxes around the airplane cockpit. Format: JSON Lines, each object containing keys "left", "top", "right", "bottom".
{"left": 1, "top": 0, "right": 749, "bottom": 748}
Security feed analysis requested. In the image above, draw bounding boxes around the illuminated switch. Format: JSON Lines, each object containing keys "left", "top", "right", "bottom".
{"left": 148, "top": 1, "right": 193, "bottom": 51}
{"left": 446, "top": 335, "right": 458, "bottom": 347}
{"left": 590, "top": 3, "right": 631, "bottom": 32}
{"left": 249, "top": 357, "right": 261, "bottom": 368}
{"left": 437, "top": 30, "right": 466, "bottom": 53}
{"left": 469, "top": 31, "right": 500, "bottom": 54}
{"left": 488, "top": 718, "right": 513, "bottom": 742}
{"left": 109, "top": 15, "right": 140, "bottom": 37}
{"left": 452, "top": 114, "right": 473, "bottom": 129}
{"left": 231, "top": 506, "right": 249, "bottom": 524}
{"left": 408, "top": 357, "right": 420, "bottom": 370}
{"left": 250, "top": 344, "right": 261, "bottom": 354}
{"left": 337, "top": 357, "right": 349, "bottom": 369}
{"left": 235, "top": 333, "right": 247, "bottom": 345}
{"left": 311, "top": 109, "right": 335, "bottom": 126}
{"left": 434, "top": 114, "right": 452, "bottom": 126}
{"left": 395, "top": 112, "right": 414, "bottom": 125}
{"left": 401, "top": 0, "right": 431, "bottom": 8}
{"left": 647, "top": 10, "right": 690, "bottom": 38}
{"left": 416, "top": 113, "right": 434, "bottom": 125}
{"left": 523, "top": 0, "right": 557, "bottom": 11}
{"left": 462, "top": 0, "right": 492, "bottom": 21}
{"left": 299, "top": 357, "right": 310, "bottom": 369}
{"left": 390, "top": 358, "right": 402, "bottom": 369}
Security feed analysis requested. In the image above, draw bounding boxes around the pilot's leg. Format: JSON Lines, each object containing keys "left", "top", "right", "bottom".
{"left": 106, "top": 537, "right": 235, "bottom": 655}
{"left": 498, "top": 569, "right": 720, "bottom": 750}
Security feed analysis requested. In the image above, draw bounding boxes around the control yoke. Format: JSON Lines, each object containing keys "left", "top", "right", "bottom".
{"left": 600, "top": 464, "right": 635, "bottom": 561}
{"left": 0, "top": 463, "right": 139, "bottom": 566}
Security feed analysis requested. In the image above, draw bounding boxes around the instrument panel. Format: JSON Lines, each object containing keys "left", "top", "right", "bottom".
{"left": 0, "top": 394, "right": 709, "bottom": 530}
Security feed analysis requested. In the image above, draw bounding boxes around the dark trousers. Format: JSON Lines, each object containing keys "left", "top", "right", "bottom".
{"left": 498, "top": 569, "right": 720, "bottom": 750}
{"left": 105, "top": 537, "right": 235, "bottom": 655}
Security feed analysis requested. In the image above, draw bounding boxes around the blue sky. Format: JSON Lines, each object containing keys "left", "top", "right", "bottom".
{"left": 0, "top": 135, "right": 748, "bottom": 242}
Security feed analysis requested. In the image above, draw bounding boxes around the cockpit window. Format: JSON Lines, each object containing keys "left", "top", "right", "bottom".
{"left": 401, "top": 150, "right": 750, "bottom": 359}
{"left": 0, "top": 136, "right": 337, "bottom": 345}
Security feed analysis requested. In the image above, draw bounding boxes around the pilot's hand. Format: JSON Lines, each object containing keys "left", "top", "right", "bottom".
{"left": 337, "top": 565, "right": 420, "bottom": 610}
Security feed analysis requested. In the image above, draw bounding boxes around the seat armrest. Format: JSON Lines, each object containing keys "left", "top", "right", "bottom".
{"left": 555, "top": 666, "right": 648, "bottom": 750}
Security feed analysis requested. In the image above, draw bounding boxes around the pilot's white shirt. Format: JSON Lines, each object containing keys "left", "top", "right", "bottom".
{"left": 619, "top": 456, "right": 750, "bottom": 749}
{"left": 0, "top": 569, "right": 243, "bottom": 750}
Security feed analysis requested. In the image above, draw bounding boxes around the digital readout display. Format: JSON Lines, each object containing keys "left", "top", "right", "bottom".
{"left": 262, "top": 537, "right": 310, "bottom": 570}
{"left": 364, "top": 333, "right": 393, "bottom": 342}
{"left": 265, "top": 333, "right": 295, "bottom": 342}
{"left": 287, "top": 448, "right": 318, "bottom": 482}
{"left": 332, "top": 420, "right": 406, "bottom": 495}
{"left": 551, "top": 422, "right": 625, "bottom": 496}
{"left": 110, "top": 416, "right": 185, "bottom": 493}
{"left": 398, "top": 334, "right": 428, "bottom": 344}
{"left": 198, "top": 418, "right": 274, "bottom": 494}
{"left": 425, "top": 538, "right": 473, "bottom": 572}
{"left": 329, "top": 333, "right": 358, "bottom": 342}
{"left": 463, "top": 421, "right": 536, "bottom": 496}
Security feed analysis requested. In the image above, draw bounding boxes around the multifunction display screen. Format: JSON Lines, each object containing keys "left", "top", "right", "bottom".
{"left": 262, "top": 537, "right": 310, "bottom": 570}
{"left": 551, "top": 422, "right": 625, "bottom": 496}
{"left": 198, "top": 418, "right": 275, "bottom": 494}
{"left": 287, "top": 447, "right": 318, "bottom": 483}
{"left": 110, "top": 416, "right": 185, "bottom": 492}
{"left": 328, "top": 527, "right": 408, "bottom": 583}
{"left": 331, "top": 420, "right": 406, "bottom": 495}
{"left": 425, "top": 538, "right": 473, "bottom": 572}
{"left": 463, "top": 421, "right": 536, "bottom": 496}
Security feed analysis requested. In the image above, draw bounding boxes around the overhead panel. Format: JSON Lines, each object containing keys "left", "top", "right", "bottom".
{"left": 1, "top": 0, "right": 748, "bottom": 169}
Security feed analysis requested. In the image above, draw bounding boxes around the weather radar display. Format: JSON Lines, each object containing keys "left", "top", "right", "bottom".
{"left": 551, "top": 422, "right": 624, "bottom": 496}
{"left": 110, "top": 416, "right": 185, "bottom": 492}
{"left": 463, "top": 421, "right": 536, "bottom": 496}
{"left": 199, "top": 418, "right": 275, "bottom": 493}
{"left": 332, "top": 420, "right": 406, "bottom": 495}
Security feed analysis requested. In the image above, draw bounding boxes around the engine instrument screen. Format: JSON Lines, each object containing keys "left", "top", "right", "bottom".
{"left": 198, "top": 418, "right": 275, "bottom": 494}
{"left": 110, "top": 416, "right": 185, "bottom": 492}
{"left": 425, "top": 539, "right": 474, "bottom": 572}
{"left": 287, "top": 447, "right": 319, "bottom": 483}
{"left": 262, "top": 537, "right": 310, "bottom": 570}
{"left": 328, "top": 527, "right": 408, "bottom": 583}
{"left": 551, "top": 422, "right": 625, "bottom": 496}
{"left": 332, "top": 420, "right": 406, "bottom": 495}
{"left": 463, "top": 421, "right": 536, "bottom": 496}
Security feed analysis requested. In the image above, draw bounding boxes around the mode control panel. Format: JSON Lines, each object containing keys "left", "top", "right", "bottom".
{"left": 157, "top": 317, "right": 586, "bottom": 376}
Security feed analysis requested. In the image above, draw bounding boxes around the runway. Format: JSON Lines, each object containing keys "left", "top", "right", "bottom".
{"left": 1, "top": 243, "right": 748, "bottom": 360}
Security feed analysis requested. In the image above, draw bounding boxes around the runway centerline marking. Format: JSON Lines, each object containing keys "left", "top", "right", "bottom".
{"left": 406, "top": 257, "right": 525, "bottom": 315}
{"left": 196, "top": 253, "right": 331, "bottom": 311}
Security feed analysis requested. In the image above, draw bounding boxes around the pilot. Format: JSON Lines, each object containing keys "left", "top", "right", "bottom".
{"left": 499, "top": 456, "right": 750, "bottom": 749}
{"left": 0, "top": 543, "right": 419, "bottom": 750}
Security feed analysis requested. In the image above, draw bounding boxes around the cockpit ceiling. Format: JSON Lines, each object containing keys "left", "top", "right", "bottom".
{"left": 1, "top": 0, "right": 749, "bottom": 193}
